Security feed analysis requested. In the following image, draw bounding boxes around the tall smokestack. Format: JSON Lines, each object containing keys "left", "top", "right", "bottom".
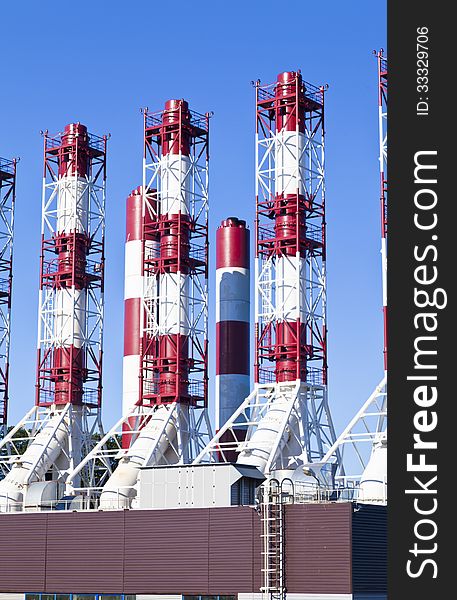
{"left": 35, "top": 122, "right": 106, "bottom": 412}
{"left": 0, "top": 124, "right": 107, "bottom": 511}
{"left": 35, "top": 121, "right": 107, "bottom": 464}
{"left": 122, "top": 186, "right": 157, "bottom": 447}
{"left": 273, "top": 72, "right": 308, "bottom": 383}
{"left": 67, "top": 103, "right": 212, "bottom": 509}
{"left": 156, "top": 99, "right": 192, "bottom": 403}
{"left": 216, "top": 217, "right": 250, "bottom": 431}
{"left": 123, "top": 187, "right": 143, "bottom": 421}
{"left": 193, "top": 71, "right": 339, "bottom": 481}
{"left": 50, "top": 123, "right": 90, "bottom": 405}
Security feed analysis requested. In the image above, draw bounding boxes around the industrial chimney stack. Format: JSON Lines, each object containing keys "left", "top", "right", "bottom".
{"left": 0, "top": 125, "right": 108, "bottom": 512}
{"left": 215, "top": 217, "right": 250, "bottom": 460}
{"left": 66, "top": 102, "right": 212, "bottom": 508}
{"left": 194, "top": 72, "right": 340, "bottom": 484}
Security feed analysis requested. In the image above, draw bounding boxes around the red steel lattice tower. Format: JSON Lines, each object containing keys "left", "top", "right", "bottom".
{"left": 0, "top": 157, "right": 16, "bottom": 438}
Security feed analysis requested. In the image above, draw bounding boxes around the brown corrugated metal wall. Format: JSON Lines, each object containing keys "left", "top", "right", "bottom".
{"left": 285, "top": 503, "right": 352, "bottom": 594}
{"left": 0, "top": 513, "right": 47, "bottom": 591}
{"left": 0, "top": 504, "right": 352, "bottom": 595}
{"left": 47, "top": 511, "right": 125, "bottom": 593}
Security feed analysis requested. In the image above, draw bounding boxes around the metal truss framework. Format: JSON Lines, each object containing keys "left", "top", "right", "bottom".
{"left": 319, "top": 375, "right": 387, "bottom": 487}
{"left": 66, "top": 400, "right": 212, "bottom": 500}
{"left": 0, "top": 157, "right": 16, "bottom": 438}
{"left": 254, "top": 77, "right": 328, "bottom": 385}
{"left": 37, "top": 128, "right": 107, "bottom": 409}
{"left": 0, "top": 403, "right": 103, "bottom": 503}
{"left": 194, "top": 381, "right": 335, "bottom": 474}
{"left": 141, "top": 106, "right": 210, "bottom": 408}
{"left": 0, "top": 127, "right": 109, "bottom": 501}
{"left": 65, "top": 108, "right": 213, "bottom": 499}
{"left": 195, "top": 74, "right": 340, "bottom": 484}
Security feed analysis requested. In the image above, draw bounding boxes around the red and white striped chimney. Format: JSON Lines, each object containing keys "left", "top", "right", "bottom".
{"left": 274, "top": 72, "right": 308, "bottom": 383}
{"left": 122, "top": 186, "right": 158, "bottom": 446}
{"left": 216, "top": 218, "right": 250, "bottom": 430}
{"left": 157, "top": 99, "right": 192, "bottom": 401}
{"left": 52, "top": 123, "right": 91, "bottom": 405}
{"left": 123, "top": 186, "right": 143, "bottom": 421}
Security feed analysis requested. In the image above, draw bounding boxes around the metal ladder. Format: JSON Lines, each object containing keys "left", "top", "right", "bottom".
{"left": 260, "top": 478, "right": 291, "bottom": 600}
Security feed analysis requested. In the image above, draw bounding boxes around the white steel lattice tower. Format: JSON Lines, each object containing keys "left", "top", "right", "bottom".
{"left": 194, "top": 72, "right": 340, "bottom": 484}
{"left": 0, "top": 157, "right": 16, "bottom": 439}
{"left": 0, "top": 125, "right": 108, "bottom": 512}
{"left": 142, "top": 100, "right": 209, "bottom": 411}
{"left": 36, "top": 124, "right": 107, "bottom": 410}
{"left": 66, "top": 102, "right": 212, "bottom": 509}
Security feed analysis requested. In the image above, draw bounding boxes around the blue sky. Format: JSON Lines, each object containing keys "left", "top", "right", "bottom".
{"left": 1, "top": 1, "right": 386, "bottom": 437}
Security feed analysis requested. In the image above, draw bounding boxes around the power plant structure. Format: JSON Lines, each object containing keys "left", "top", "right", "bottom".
{"left": 0, "top": 156, "right": 16, "bottom": 439}
{"left": 0, "top": 124, "right": 108, "bottom": 511}
{"left": 194, "top": 71, "right": 341, "bottom": 486}
{"left": 0, "top": 64, "right": 387, "bottom": 600}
